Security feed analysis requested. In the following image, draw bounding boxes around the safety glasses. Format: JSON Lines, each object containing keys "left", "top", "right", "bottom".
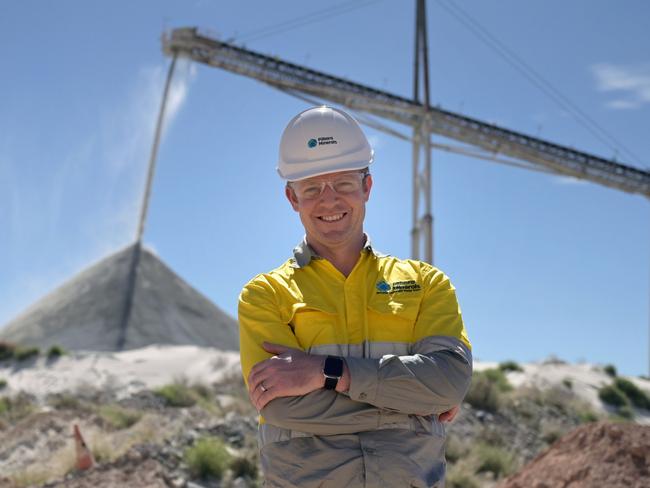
{"left": 290, "top": 172, "right": 368, "bottom": 200}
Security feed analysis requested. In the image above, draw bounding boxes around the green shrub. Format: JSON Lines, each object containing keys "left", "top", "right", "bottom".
{"left": 483, "top": 368, "right": 513, "bottom": 392}
{"left": 446, "top": 469, "right": 480, "bottom": 488}
{"left": 0, "top": 393, "right": 35, "bottom": 422}
{"left": 542, "top": 427, "right": 563, "bottom": 445}
{"left": 91, "top": 436, "right": 115, "bottom": 464}
{"left": 47, "top": 393, "right": 82, "bottom": 411}
{"left": 155, "top": 383, "right": 197, "bottom": 407}
{"left": 189, "top": 383, "right": 221, "bottom": 414}
{"left": 230, "top": 454, "right": 258, "bottom": 479}
{"left": 184, "top": 437, "right": 231, "bottom": 480}
{"left": 0, "top": 342, "right": 17, "bottom": 362}
{"left": 498, "top": 360, "right": 523, "bottom": 373}
{"left": 445, "top": 437, "right": 468, "bottom": 464}
{"left": 477, "top": 427, "right": 506, "bottom": 447}
{"left": 465, "top": 372, "right": 502, "bottom": 412}
{"left": 47, "top": 345, "right": 66, "bottom": 359}
{"left": 191, "top": 383, "right": 213, "bottom": 401}
{"left": 604, "top": 364, "right": 617, "bottom": 377}
{"left": 99, "top": 404, "right": 142, "bottom": 429}
{"left": 14, "top": 346, "right": 40, "bottom": 362}
{"left": 539, "top": 386, "right": 574, "bottom": 414}
{"left": 474, "top": 443, "right": 515, "bottom": 478}
{"left": 562, "top": 378, "right": 573, "bottom": 390}
{"left": 598, "top": 385, "right": 628, "bottom": 407}
{"left": 614, "top": 378, "right": 650, "bottom": 409}
{"left": 0, "top": 378, "right": 7, "bottom": 390}
{"left": 616, "top": 404, "right": 635, "bottom": 420}
{"left": 577, "top": 408, "right": 599, "bottom": 423}
{"left": 465, "top": 368, "right": 513, "bottom": 412}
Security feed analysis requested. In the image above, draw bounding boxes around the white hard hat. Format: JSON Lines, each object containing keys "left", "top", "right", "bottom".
{"left": 277, "top": 106, "right": 374, "bottom": 181}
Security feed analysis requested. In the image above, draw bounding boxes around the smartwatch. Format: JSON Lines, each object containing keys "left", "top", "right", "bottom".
{"left": 323, "top": 355, "right": 344, "bottom": 390}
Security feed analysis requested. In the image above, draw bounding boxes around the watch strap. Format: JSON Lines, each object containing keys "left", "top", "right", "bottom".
{"left": 324, "top": 375, "right": 338, "bottom": 390}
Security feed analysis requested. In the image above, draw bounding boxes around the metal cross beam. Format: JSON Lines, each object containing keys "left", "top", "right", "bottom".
{"left": 162, "top": 27, "right": 650, "bottom": 203}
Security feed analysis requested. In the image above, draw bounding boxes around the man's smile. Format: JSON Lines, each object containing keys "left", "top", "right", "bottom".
{"left": 318, "top": 212, "right": 347, "bottom": 222}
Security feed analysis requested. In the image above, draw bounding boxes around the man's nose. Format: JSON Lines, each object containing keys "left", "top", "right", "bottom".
{"left": 318, "top": 182, "right": 339, "bottom": 203}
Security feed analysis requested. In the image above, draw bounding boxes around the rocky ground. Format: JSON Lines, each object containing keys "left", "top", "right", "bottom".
{"left": 2, "top": 348, "right": 650, "bottom": 487}
{"left": 0, "top": 370, "right": 260, "bottom": 488}
{"left": 498, "top": 421, "right": 650, "bottom": 488}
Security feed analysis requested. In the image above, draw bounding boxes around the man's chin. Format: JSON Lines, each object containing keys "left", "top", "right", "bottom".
{"left": 312, "top": 229, "right": 352, "bottom": 246}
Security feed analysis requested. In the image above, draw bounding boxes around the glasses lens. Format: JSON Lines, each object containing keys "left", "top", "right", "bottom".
{"left": 332, "top": 174, "right": 362, "bottom": 194}
{"left": 293, "top": 173, "right": 365, "bottom": 200}
{"left": 298, "top": 183, "right": 323, "bottom": 199}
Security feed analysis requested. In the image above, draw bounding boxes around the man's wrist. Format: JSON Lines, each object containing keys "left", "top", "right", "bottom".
{"left": 335, "top": 359, "right": 350, "bottom": 393}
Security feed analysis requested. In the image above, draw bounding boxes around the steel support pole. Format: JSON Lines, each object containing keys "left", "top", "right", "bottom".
{"left": 116, "top": 53, "right": 179, "bottom": 350}
{"left": 136, "top": 53, "right": 179, "bottom": 244}
{"left": 411, "top": 127, "right": 421, "bottom": 260}
{"left": 411, "top": 0, "right": 422, "bottom": 261}
{"left": 411, "top": 0, "right": 434, "bottom": 264}
{"left": 413, "top": 0, "right": 421, "bottom": 102}
{"left": 423, "top": 117, "right": 433, "bottom": 264}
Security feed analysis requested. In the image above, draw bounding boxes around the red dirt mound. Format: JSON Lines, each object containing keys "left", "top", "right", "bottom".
{"left": 498, "top": 421, "right": 650, "bottom": 488}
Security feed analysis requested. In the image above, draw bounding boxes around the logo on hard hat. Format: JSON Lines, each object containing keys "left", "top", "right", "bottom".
{"left": 308, "top": 138, "right": 317, "bottom": 148}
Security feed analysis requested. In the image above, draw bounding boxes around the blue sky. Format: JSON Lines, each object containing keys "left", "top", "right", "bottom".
{"left": 1, "top": 1, "right": 649, "bottom": 376}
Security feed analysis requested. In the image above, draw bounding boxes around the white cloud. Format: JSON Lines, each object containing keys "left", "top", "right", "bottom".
{"left": 93, "top": 58, "right": 197, "bottom": 236}
{"left": 0, "top": 60, "right": 197, "bottom": 327}
{"left": 592, "top": 62, "right": 650, "bottom": 110}
{"left": 166, "top": 60, "right": 197, "bottom": 132}
{"left": 606, "top": 99, "right": 640, "bottom": 110}
{"left": 104, "top": 58, "right": 196, "bottom": 175}
{"left": 87, "top": 58, "right": 197, "bottom": 254}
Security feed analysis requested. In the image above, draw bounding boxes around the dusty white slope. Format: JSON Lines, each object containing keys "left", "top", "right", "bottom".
{"left": 476, "top": 358, "right": 650, "bottom": 424}
{"left": 0, "top": 345, "right": 241, "bottom": 401}
{"left": 2, "top": 348, "right": 649, "bottom": 425}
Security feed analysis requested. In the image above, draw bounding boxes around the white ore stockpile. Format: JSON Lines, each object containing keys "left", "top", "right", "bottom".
{"left": 0, "top": 244, "right": 239, "bottom": 352}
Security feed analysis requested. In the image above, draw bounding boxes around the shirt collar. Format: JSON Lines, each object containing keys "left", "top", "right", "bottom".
{"left": 290, "top": 234, "right": 384, "bottom": 268}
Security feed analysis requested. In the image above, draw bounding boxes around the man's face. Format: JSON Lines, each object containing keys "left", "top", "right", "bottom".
{"left": 285, "top": 170, "right": 373, "bottom": 251}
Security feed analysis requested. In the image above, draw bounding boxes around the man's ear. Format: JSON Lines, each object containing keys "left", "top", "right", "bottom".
{"left": 285, "top": 185, "right": 300, "bottom": 211}
{"left": 363, "top": 174, "right": 373, "bottom": 202}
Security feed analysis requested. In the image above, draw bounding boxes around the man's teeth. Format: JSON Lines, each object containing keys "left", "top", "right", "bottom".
{"left": 321, "top": 213, "right": 345, "bottom": 222}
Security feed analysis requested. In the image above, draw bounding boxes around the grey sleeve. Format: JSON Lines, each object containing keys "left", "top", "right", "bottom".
{"left": 345, "top": 336, "right": 473, "bottom": 415}
{"left": 262, "top": 336, "right": 472, "bottom": 432}
{"left": 261, "top": 389, "right": 386, "bottom": 435}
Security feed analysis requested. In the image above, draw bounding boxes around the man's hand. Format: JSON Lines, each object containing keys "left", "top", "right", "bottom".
{"left": 438, "top": 404, "right": 460, "bottom": 423}
{"left": 248, "top": 342, "right": 325, "bottom": 411}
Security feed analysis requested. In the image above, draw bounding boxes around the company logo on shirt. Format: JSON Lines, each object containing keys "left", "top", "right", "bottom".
{"left": 308, "top": 138, "right": 317, "bottom": 148}
{"left": 376, "top": 280, "right": 391, "bottom": 293}
{"left": 376, "top": 280, "right": 422, "bottom": 294}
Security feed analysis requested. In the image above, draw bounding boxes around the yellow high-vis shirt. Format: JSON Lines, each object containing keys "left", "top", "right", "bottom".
{"left": 239, "top": 238, "right": 472, "bottom": 488}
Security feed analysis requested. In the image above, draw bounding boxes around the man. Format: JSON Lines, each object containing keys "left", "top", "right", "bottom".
{"left": 239, "top": 106, "right": 472, "bottom": 487}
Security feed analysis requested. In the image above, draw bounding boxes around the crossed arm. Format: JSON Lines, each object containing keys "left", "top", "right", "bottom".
{"left": 247, "top": 341, "right": 466, "bottom": 427}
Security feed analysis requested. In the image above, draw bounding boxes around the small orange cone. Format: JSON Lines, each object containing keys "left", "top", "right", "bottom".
{"left": 73, "top": 424, "right": 94, "bottom": 470}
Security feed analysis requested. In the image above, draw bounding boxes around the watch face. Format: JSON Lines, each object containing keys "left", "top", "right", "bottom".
{"left": 324, "top": 356, "right": 343, "bottom": 378}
